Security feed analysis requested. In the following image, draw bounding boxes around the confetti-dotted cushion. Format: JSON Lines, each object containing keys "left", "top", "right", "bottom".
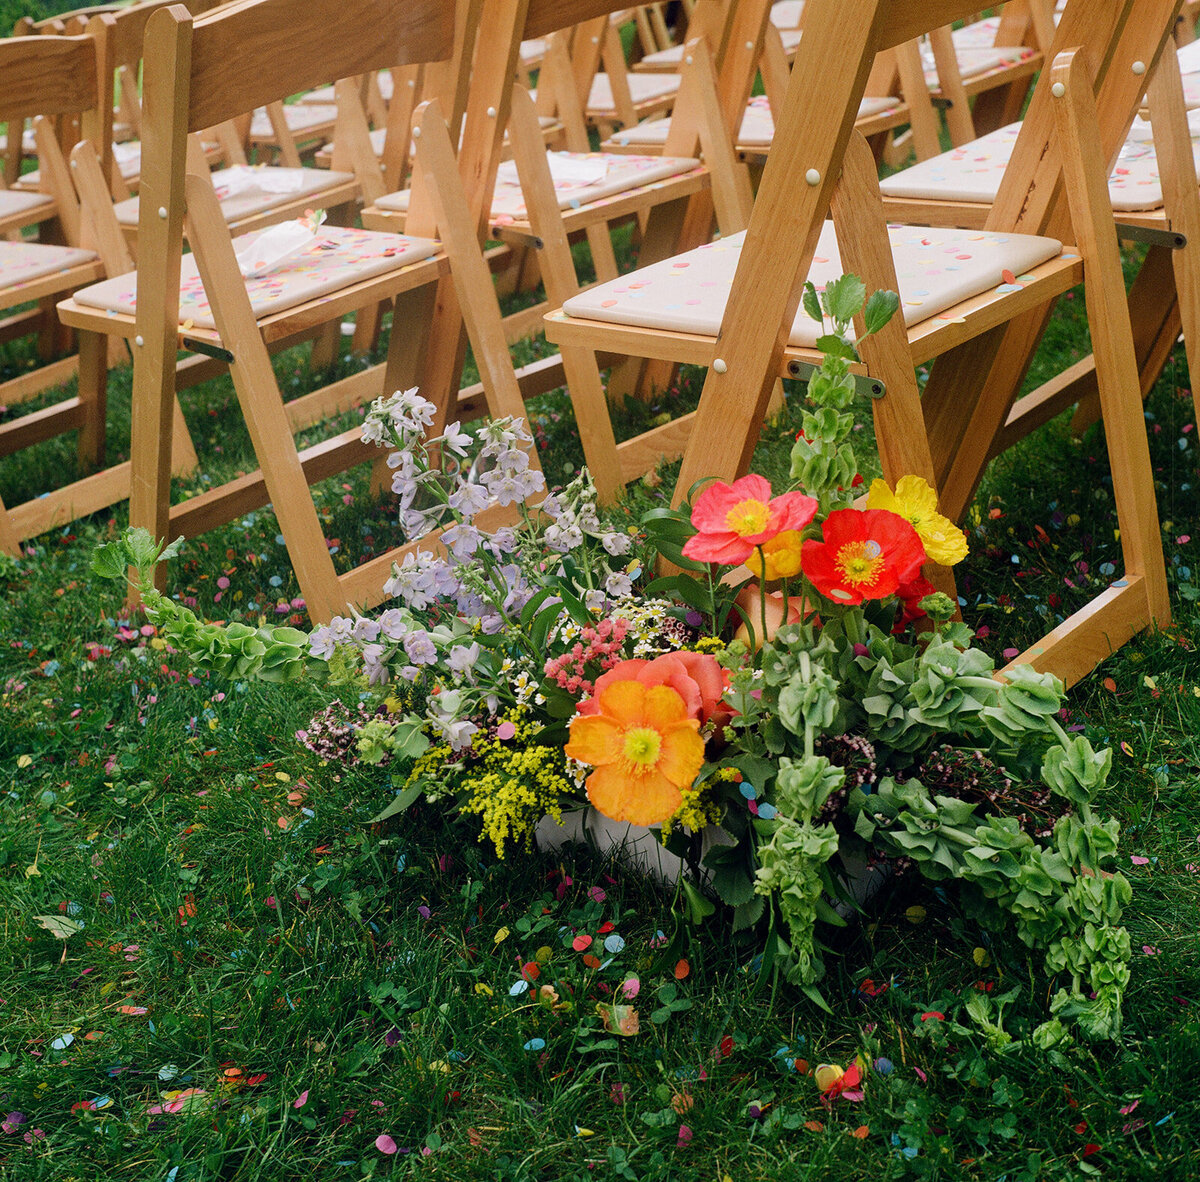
{"left": 0, "top": 189, "right": 54, "bottom": 219}
{"left": 250, "top": 104, "right": 338, "bottom": 140}
{"left": 951, "top": 16, "right": 1001, "bottom": 50}
{"left": 924, "top": 44, "right": 1036, "bottom": 89}
{"left": 735, "top": 94, "right": 900, "bottom": 148}
{"left": 588, "top": 72, "right": 680, "bottom": 116}
{"left": 878, "top": 120, "right": 1192, "bottom": 212}
{"left": 374, "top": 151, "right": 701, "bottom": 218}
{"left": 112, "top": 168, "right": 355, "bottom": 228}
{"left": 0, "top": 240, "right": 97, "bottom": 292}
{"left": 640, "top": 27, "right": 800, "bottom": 69}
{"left": 770, "top": 0, "right": 804, "bottom": 28}
{"left": 560, "top": 222, "right": 1062, "bottom": 349}
{"left": 72, "top": 224, "right": 439, "bottom": 332}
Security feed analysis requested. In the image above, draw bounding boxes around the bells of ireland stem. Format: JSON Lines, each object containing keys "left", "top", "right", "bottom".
{"left": 979, "top": 663, "right": 1064, "bottom": 744}
{"left": 773, "top": 755, "right": 845, "bottom": 824}
{"left": 777, "top": 654, "right": 839, "bottom": 745}
{"left": 1041, "top": 734, "right": 1113, "bottom": 807}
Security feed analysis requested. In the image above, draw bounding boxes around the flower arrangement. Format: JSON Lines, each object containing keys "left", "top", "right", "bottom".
{"left": 94, "top": 276, "right": 1132, "bottom": 1042}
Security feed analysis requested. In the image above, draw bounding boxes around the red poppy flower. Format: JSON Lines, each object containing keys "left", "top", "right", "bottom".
{"left": 801, "top": 509, "right": 925, "bottom": 605}
{"left": 683, "top": 475, "right": 818, "bottom": 566}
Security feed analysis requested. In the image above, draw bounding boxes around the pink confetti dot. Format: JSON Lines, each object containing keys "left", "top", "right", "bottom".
{"left": 376, "top": 1134, "right": 398, "bottom": 1154}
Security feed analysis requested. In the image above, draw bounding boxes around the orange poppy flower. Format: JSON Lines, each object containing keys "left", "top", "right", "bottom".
{"left": 565, "top": 681, "right": 705, "bottom": 826}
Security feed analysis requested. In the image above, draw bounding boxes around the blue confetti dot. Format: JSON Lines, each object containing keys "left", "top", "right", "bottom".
{"left": 275, "top": 534, "right": 286, "bottom": 545}
{"left": 509, "top": 979, "right": 530, "bottom": 996}
{"left": 738, "top": 783, "right": 757, "bottom": 800}
{"left": 756, "top": 803, "right": 777, "bottom": 820}
{"left": 604, "top": 934, "right": 625, "bottom": 954}
{"left": 523, "top": 1038, "right": 546, "bottom": 1052}
{"left": 269, "top": 576, "right": 282, "bottom": 587}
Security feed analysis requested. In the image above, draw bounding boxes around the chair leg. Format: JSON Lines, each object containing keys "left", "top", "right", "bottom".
{"left": 76, "top": 327, "right": 107, "bottom": 473}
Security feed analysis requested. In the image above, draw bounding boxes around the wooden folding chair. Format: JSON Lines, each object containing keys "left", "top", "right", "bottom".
{"left": 74, "top": 4, "right": 361, "bottom": 258}
{"left": 543, "top": 0, "right": 1177, "bottom": 688}
{"left": 358, "top": 0, "right": 746, "bottom": 423}
{"left": 569, "top": 13, "right": 682, "bottom": 137}
{"left": 923, "top": 1, "right": 1052, "bottom": 144}
{"left": 54, "top": 0, "right": 534, "bottom": 623}
{"left": 877, "top": 22, "right": 1200, "bottom": 489}
{"left": 0, "top": 29, "right": 201, "bottom": 555}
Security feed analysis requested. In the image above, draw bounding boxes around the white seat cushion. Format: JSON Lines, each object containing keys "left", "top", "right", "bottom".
{"left": 0, "top": 189, "right": 54, "bottom": 219}
{"left": 72, "top": 224, "right": 438, "bottom": 331}
{"left": 1177, "top": 39, "right": 1200, "bottom": 76}
{"left": 301, "top": 71, "right": 396, "bottom": 107}
{"left": 520, "top": 38, "right": 547, "bottom": 66}
{"left": 374, "top": 151, "right": 701, "bottom": 220}
{"left": 879, "top": 120, "right": 1192, "bottom": 213}
{"left": 561, "top": 221, "right": 1062, "bottom": 349}
{"left": 0, "top": 240, "right": 97, "bottom": 293}
{"left": 250, "top": 104, "right": 338, "bottom": 140}
{"left": 770, "top": 0, "right": 804, "bottom": 28}
{"left": 588, "top": 72, "right": 680, "bottom": 116}
{"left": 737, "top": 94, "right": 900, "bottom": 148}
{"left": 951, "top": 17, "right": 1001, "bottom": 51}
{"left": 112, "top": 167, "right": 356, "bottom": 227}
{"left": 641, "top": 28, "right": 800, "bottom": 69}
{"left": 924, "top": 44, "right": 1036, "bottom": 89}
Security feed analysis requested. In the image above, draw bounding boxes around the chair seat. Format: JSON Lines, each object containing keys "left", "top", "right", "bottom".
{"left": 71, "top": 223, "right": 439, "bottom": 331}
{"left": 301, "top": 71, "right": 396, "bottom": 107}
{"left": 373, "top": 151, "right": 700, "bottom": 219}
{"left": 520, "top": 38, "right": 547, "bottom": 66}
{"left": 640, "top": 27, "right": 801, "bottom": 70}
{"left": 770, "top": 0, "right": 804, "bottom": 28}
{"left": 737, "top": 94, "right": 900, "bottom": 148}
{"left": 250, "top": 104, "right": 338, "bottom": 140}
{"left": 0, "top": 240, "right": 98, "bottom": 294}
{"left": 1177, "top": 38, "right": 1200, "bottom": 75}
{"left": 878, "top": 120, "right": 1192, "bottom": 213}
{"left": 951, "top": 16, "right": 1001, "bottom": 50}
{"left": 560, "top": 221, "right": 1062, "bottom": 349}
{"left": 21, "top": 139, "right": 142, "bottom": 190}
{"left": 0, "top": 189, "right": 55, "bottom": 220}
{"left": 923, "top": 44, "right": 1037, "bottom": 89}
{"left": 588, "top": 72, "right": 680, "bottom": 117}
{"left": 112, "top": 167, "right": 355, "bottom": 227}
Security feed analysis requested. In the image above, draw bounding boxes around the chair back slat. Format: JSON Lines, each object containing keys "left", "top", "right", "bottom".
{"left": 0, "top": 35, "right": 98, "bottom": 120}
{"left": 182, "top": 0, "right": 454, "bottom": 132}
{"left": 875, "top": 1, "right": 991, "bottom": 50}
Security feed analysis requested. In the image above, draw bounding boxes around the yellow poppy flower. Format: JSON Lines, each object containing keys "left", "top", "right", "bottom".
{"left": 866, "top": 475, "right": 969, "bottom": 566}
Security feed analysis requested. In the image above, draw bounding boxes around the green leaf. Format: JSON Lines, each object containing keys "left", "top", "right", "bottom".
{"left": 823, "top": 274, "right": 867, "bottom": 325}
{"left": 814, "top": 333, "right": 857, "bottom": 361}
{"left": 681, "top": 878, "right": 716, "bottom": 924}
{"left": 800, "top": 982, "right": 833, "bottom": 1014}
{"left": 91, "top": 540, "right": 128, "bottom": 582}
{"left": 862, "top": 289, "right": 900, "bottom": 336}
{"left": 34, "top": 914, "right": 83, "bottom": 940}
{"left": 369, "top": 784, "right": 423, "bottom": 824}
{"left": 732, "top": 894, "right": 765, "bottom": 932}
{"left": 802, "top": 280, "right": 823, "bottom": 324}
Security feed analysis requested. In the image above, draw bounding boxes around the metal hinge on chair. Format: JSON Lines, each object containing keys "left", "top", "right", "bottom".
{"left": 787, "top": 358, "right": 885, "bottom": 398}
{"left": 1114, "top": 223, "right": 1187, "bottom": 250}
{"left": 181, "top": 337, "right": 235, "bottom": 363}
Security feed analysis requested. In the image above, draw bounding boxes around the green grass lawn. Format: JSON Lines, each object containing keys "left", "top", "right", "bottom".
{"left": 3, "top": 254, "right": 1200, "bottom": 1182}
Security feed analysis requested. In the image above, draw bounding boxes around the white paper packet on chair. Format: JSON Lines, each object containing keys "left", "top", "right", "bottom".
{"left": 234, "top": 212, "right": 325, "bottom": 279}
